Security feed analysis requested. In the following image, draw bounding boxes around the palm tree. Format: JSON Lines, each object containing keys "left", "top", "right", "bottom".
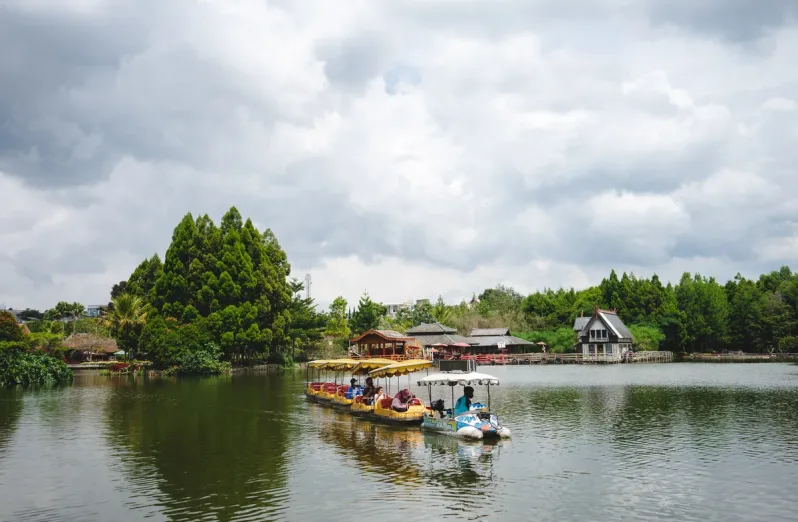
{"left": 103, "top": 294, "right": 147, "bottom": 360}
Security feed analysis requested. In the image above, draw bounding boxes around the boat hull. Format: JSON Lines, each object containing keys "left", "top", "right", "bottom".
{"left": 421, "top": 412, "right": 511, "bottom": 440}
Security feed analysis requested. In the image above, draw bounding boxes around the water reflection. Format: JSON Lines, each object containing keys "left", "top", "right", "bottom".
{"left": 0, "top": 388, "right": 23, "bottom": 461}
{"left": 1, "top": 365, "right": 798, "bottom": 522}
{"left": 104, "top": 373, "right": 296, "bottom": 522}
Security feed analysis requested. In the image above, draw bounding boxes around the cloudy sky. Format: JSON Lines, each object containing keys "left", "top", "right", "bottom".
{"left": 1, "top": 0, "right": 797, "bottom": 311}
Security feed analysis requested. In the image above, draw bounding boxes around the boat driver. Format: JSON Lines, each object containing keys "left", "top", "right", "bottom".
{"left": 362, "top": 377, "right": 377, "bottom": 404}
{"left": 454, "top": 386, "right": 474, "bottom": 416}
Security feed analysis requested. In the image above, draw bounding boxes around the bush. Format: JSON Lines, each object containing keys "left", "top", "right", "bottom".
{"left": 0, "top": 345, "right": 73, "bottom": 387}
{"left": 165, "top": 343, "right": 231, "bottom": 376}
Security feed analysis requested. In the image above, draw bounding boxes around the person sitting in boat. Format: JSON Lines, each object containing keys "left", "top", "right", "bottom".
{"left": 345, "top": 378, "right": 360, "bottom": 399}
{"left": 373, "top": 386, "right": 386, "bottom": 405}
{"left": 362, "top": 377, "right": 377, "bottom": 404}
{"left": 454, "top": 386, "right": 474, "bottom": 416}
{"left": 391, "top": 388, "right": 413, "bottom": 412}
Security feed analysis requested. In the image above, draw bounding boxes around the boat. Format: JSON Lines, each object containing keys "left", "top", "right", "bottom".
{"left": 366, "top": 359, "right": 433, "bottom": 425}
{"left": 416, "top": 370, "right": 512, "bottom": 440}
{"left": 305, "top": 357, "right": 434, "bottom": 426}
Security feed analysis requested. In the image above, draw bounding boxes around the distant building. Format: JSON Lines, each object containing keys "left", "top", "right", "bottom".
{"left": 350, "top": 329, "right": 418, "bottom": 358}
{"left": 84, "top": 305, "right": 103, "bottom": 318}
{"left": 384, "top": 302, "right": 411, "bottom": 319}
{"left": 574, "top": 309, "right": 634, "bottom": 359}
{"left": 466, "top": 327, "right": 534, "bottom": 354}
{"left": 1, "top": 308, "right": 23, "bottom": 323}
{"left": 405, "top": 322, "right": 471, "bottom": 347}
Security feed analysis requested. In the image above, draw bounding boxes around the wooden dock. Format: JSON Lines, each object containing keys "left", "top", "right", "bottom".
{"left": 464, "top": 351, "right": 674, "bottom": 366}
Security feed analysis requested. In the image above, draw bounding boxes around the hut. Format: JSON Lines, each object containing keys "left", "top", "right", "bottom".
{"left": 466, "top": 327, "right": 535, "bottom": 354}
{"left": 404, "top": 322, "right": 473, "bottom": 348}
{"left": 63, "top": 333, "right": 119, "bottom": 362}
{"left": 350, "top": 329, "right": 420, "bottom": 360}
{"left": 575, "top": 308, "right": 634, "bottom": 360}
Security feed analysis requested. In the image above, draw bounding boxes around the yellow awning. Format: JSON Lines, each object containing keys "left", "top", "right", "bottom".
{"left": 329, "top": 358, "right": 362, "bottom": 371}
{"left": 307, "top": 359, "right": 333, "bottom": 369}
{"left": 368, "top": 359, "right": 433, "bottom": 378}
{"left": 352, "top": 358, "right": 394, "bottom": 375}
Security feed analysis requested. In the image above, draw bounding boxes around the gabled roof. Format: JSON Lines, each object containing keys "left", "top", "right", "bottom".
{"left": 405, "top": 322, "right": 457, "bottom": 334}
{"left": 410, "top": 333, "right": 474, "bottom": 346}
{"left": 466, "top": 335, "right": 533, "bottom": 347}
{"left": 578, "top": 309, "right": 633, "bottom": 340}
{"left": 573, "top": 317, "right": 590, "bottom": 331}
{"left": 469, "top": 327, "right": 510, "bottom": 337}
{"left": 350, "top": 329, "right": 413, "bottom": 343}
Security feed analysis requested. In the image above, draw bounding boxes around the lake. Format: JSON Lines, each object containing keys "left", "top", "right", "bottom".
{"left": 2, "top": 364, "right": 798, "bottom": 522}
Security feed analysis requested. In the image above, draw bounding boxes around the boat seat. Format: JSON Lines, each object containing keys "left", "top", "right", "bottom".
{"left": 379, "top": 397, "right": 393, "bottom": 409}
{"left": 408, "top": 398, "right": 422, "bottom": 406}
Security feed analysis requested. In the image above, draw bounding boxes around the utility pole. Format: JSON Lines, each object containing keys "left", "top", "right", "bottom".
{"left": 305, "top": 273, "right": 312, "bottom": 300}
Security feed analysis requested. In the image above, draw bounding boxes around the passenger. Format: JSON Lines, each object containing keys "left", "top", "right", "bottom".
{"left": 345, "top": 378, "right": 359, "bottom": 399}
{"left": 392, "top": 388, "right": 413, "bottom": 412}
{"left": 453, "top": 386, "right": 474, "bottom": 416}
{"left": 373, "top": 386, "right": 385, "bottom": 406}
{"left": 362, "top": 377, "right": 377, "bottom": 404}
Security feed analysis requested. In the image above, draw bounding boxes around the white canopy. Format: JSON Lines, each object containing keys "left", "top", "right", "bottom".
{"left": 417, "top": 371, "right": 500, "bottom": 387}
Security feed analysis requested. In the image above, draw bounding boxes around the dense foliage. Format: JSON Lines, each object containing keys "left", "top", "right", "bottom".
{"left": 0, "top": 346, "right": 73, "bottom": 387}
{"left": 111, "top": 207, "right": 324, "bottom": 369}
{"left": 0, "top": 311, "right": 24, "bottom": 342}
{"left": 335, "top": 266, "right": 798, "bottom": 354}
{"left": 163, "top": 343, "right": 232, "bottom": 376}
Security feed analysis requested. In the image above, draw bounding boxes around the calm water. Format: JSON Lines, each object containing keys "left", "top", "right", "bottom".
{"left": 2, "top": 364, "right": 798, "bottom": 522}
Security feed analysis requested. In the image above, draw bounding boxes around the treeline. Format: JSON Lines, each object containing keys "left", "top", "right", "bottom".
{"left": 320, "top": 267, "right": 798, "bottom": 355}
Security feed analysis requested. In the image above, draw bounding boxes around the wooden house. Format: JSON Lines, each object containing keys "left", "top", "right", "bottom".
{"left": 574, "top": 308, "right": 634, "bottom": 361}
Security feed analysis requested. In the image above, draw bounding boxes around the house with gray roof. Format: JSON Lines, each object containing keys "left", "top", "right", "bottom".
{"left": 576, "top": 308, "right": 634, "bottom": 360}
{"left": 405, "top": 322, "right": 472, "bottom": 347}
{"left": 467, "top": 327, "right": 534, "bottom": 354}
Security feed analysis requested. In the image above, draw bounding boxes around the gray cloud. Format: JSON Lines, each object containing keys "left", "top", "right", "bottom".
{"left": 0, "top": 0, "right": 797, "bottom": 309}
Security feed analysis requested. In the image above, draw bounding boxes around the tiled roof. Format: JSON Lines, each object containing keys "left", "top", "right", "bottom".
{"left": 469, "top": 327, "right": 510, "bottom": 337}
{"left": 405, "top": 322, "right": 457, "bottom": 334}
{"left": 573, "top": 317, "right": 590, "bottom": 331}
{"left": 466, "top": 335, "right": 534, "bottom": 347}
{"left": 408, "top": 333, "right": 474, "bottom": 346}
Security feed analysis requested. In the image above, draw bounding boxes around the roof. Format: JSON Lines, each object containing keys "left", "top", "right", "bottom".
{"left": 350, "top": 329, "right": 413, "bottom": 343}
{"left": 573, "top": 317, "right": 590, "bottom": 331}
{"left": 466, "top": 335, "right": 534, "bottom": 347}
{"left": 417, "top": 372, "right": 500, "bottom": 387}
{"left": 411, "top": 333, "right": 474, "bottom": 346}
{"left": 469, "top": 328, "right": 510, "bottom": 337}
{"left": 578, "top": 310, "right": 634, "bottom": 340}
{"left": 405, "top": 322, "right": 457, "bottom": 334}
{"left": 63, "top": 333, "right": 118, "bottom": 353}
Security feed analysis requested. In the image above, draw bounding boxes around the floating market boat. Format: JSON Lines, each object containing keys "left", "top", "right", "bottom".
{"left": 417, "top": 370, "right": 512, "bottom": 440}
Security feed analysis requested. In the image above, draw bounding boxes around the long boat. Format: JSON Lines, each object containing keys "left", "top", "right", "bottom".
{"left": 305, "top": 358, "right": 432, "bottom": 425}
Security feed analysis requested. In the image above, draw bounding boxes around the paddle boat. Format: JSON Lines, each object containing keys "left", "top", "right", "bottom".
{"left": 417, "top": 370, "right": 511, "bottom": 440}
{"left": 366, "top": 359, "right": 432, "bottom": 425}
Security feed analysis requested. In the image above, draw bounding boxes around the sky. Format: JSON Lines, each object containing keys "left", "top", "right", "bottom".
{"left": 1, "top": 0, "right": 797, "bottom": 312}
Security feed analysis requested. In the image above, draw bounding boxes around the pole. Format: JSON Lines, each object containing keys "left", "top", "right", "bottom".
{"left": 487, "top": 384, "right": 491, "bottom": 411}
{"left": 451, "top": 385, "right": 454, "bottom": 418}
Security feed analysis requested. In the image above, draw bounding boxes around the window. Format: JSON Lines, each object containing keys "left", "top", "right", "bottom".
{"left": 606, "top": 345, "right": 613, "bottom": 355}
{"left": 601, "top": 329, "right": 607, "bottom": 339}
{"left": 590, "top": 330, "right": 595, "bottom": 339}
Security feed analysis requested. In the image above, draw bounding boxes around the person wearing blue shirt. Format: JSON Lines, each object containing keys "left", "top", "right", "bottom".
{"left": 453, "top": 386, "right": 474, "bottom": 416}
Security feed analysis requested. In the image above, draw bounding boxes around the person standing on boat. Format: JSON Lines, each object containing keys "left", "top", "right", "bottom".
{"left": 454, "top": 386, "right": 474, "bottom": 416}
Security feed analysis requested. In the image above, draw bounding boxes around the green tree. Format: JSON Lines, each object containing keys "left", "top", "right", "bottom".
{"left": 104, "top": 294, "right": 147, "bottom": 360}
{"left": 324, "top": 297, "right": 350, "bottom": 339}
{"left": 350, "top": 293, "right": 386, "bottom": 334}
{"left": 628, "top": 324, "right": 666, "bottom": 351}
{"left": 0, "top": 311, "right": 23, "bottom": 342}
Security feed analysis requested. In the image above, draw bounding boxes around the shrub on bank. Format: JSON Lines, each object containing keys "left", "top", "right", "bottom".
{"left": 163, "top": 343, "right": 231, "bottom": 376}
{"left": 0, "top": 344, "right": 74, "bottom": 387}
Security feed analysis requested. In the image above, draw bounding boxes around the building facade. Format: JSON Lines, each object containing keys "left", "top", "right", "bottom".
{"left": 574, "top": 309, "right": 634, "bottom": 360}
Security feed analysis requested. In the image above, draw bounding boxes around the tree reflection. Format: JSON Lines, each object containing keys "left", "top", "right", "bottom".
{"left": 104, "top": 373, "right": 294, "bottom": 521}
{"left": 0, "top": 388, "right": 24, "bottom": 462}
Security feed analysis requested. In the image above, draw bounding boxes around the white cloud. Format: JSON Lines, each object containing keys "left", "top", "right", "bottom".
{"left": 1, "top": 0, "right": 797, "bottom": 311}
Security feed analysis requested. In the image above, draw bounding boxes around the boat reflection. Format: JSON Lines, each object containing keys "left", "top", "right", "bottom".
{"left": 312, "top": 404, "right": 504, "bottom": 501}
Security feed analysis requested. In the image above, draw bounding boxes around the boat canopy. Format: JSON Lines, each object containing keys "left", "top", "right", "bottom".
{"left": 417, "top": 372, "right": 500, "bottom": 387}
{"left": 329, "top": 358, "right": 362, "bottom": 371}
{"left": 352, "top": 358, "right": 394, "bottom": 375}
{"left": 308, "top": 359, "right": 334, "bottom": 369}
{"left": 369, "top": 359, "right": 433, "bottom": 378}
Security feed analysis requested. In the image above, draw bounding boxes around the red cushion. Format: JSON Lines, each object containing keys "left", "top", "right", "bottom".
{"left": 408, "top": 398, "right": 422, "bottom": 406}
{"left": 379, "top": 397, "right": 393, "bottom": 409}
